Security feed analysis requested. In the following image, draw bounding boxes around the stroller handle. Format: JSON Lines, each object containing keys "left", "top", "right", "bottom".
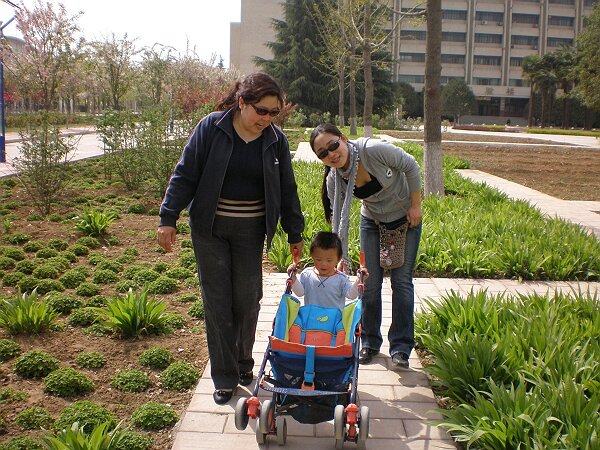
{"left": 285, "top": 248, "right": 300, "bottom": 294}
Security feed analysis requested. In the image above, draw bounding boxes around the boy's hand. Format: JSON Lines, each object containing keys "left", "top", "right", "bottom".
{"left": 287, "top": 263, "right": 298, "bottom": 279}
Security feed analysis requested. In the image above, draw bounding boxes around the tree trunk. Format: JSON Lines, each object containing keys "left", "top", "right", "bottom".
{"left": 338, "top": 62, "right": 345, "bottom": 127}
{"left": 362, "top": 2, "right": 373, "bottom": 138}
{"left": 349, "top": 72, "right": 357, "bottom": 136}
{"left": 528, "top": 85, "right": 534, "bottom": 128}
{"left": 423, "top": 0, "right": 444, "bottom": 196}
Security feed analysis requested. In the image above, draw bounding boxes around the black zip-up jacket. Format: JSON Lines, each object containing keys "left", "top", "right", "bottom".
{"left": 159, "top": 109, "right": 304, "bottom": 249}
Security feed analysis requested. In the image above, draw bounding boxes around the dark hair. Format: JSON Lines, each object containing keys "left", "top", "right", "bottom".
{"left": 310, "top": 231, "right": 342, "bottom": 258}
{"left": 310, "top": 124, "right": 344, "bottom": 224}
{"left": 217, "top": 72, "right": 284, "bottom": 111}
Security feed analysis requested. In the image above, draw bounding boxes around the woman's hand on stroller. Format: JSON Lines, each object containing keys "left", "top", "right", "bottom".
{"left": 357, "top": 265, "right": 369, "bottom": 281}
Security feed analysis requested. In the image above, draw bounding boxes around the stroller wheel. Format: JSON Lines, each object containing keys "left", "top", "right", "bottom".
{"left": 356, "top": 405, "right": 370, "bottom": 449}
{"left": 256, "top": 399, "right": 273, "bottom": 444}
{"left": 234, "top": 397, "right": 249, "bottom": 430}
{"left": 276, "top": 416, "right": 287, "bottom": 445}
{"left": 334, "top": 404, "right": 345, "bottom": 449}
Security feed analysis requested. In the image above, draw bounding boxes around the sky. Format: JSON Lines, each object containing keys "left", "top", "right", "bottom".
{"left": 0, "top": 0, "right": 242, "bottom": 67}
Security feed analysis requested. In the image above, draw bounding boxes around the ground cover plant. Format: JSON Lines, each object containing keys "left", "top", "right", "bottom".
{"left": 415, "top": 290, "right": 599, "bottom": 449}
{"left": 0, "top": 129, "right": 598, "bottom": 448}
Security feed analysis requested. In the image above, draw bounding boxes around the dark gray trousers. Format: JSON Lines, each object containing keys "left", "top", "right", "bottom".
{"left": 191, "top": 215, "right": 265, "bottom": 390}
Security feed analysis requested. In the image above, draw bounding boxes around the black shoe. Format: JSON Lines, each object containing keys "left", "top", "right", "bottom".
{"left": 392, "top": 352, "right": 410, "bottom": 370}
{"left": 359, "top": 348, "right": 379, "bottom": 365}
{"left": 213, "top": 389, "right": 233, "bottom": 405}
{"left": 239, "top": 371, "right": 253, "bottom": 386}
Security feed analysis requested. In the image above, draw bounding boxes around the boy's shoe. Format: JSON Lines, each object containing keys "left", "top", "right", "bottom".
{"left": 391, "top": 352, "right": 410, "bottom": 370}
{"left": 239, "top": 371, "right": 253, "bottom": 386}
{"left": 358, "top": 348, "right": 379, "bottom": 364}
{"left": 213, "top": 389, "right": 233, "bottom": 405}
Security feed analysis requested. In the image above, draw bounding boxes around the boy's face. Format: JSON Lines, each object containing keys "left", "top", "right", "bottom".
{"left": 311, "top": 247, "right": 341, "bottom": 277}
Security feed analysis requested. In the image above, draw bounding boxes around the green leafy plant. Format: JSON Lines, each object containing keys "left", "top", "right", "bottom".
{"left": 15, "top": 405, "right": 53, "bottom": 430}
{"left": 43, "top": 421, "right": 127, "bottom": 450}
{"left": 59, "top": 269, "right": 87, "bottom": 289}
{"left": 0, "top": 290, "right": 60, "bottom": 334}
{"left": 75, "top": 351, "right": 107, "bottom": 369}
{"left": 53, "top": 400, "right": 116, "bottom": 434}
{"left": 93, "top": 269, "right": 118, "bottom": 284}
{"left": 95, "top": 288, "right": 170, "bottom": 338}
{"left": 0, "top": 387, "right": 28, "bottom": 403}
{"left": 138, "top": 347, "right": 173, "bottom": 370}
{"left": 0, "top": 338, "right": 21, "bottom": 362}
{"left": 0, "top": 436, "right": 44, "bottom": 450}
{"left": 75, "top": 209, "right": 118, "bottom": 237}
{"left": 188, "top": 300, "right": 205, "bottom": 319}
{"left": 160, "top": 361, "right": 199, "bottom": 391}
{"left": 44, "top": 367, "right": 95, "bottom": 397}
{"left": 148, "top": 276, "right": 178, "bottom": 294}
{"left": 68, "top": 307, "right": 99, "bottom": 327}
{"left": 75, "top": 236, "right": 101, "bottom": 249}
{"left": 110, "top": 369, "right": 151, "bottom": 393}
{"left": 113, "top": 429, "right": 153, "bottom": 450}
{"left": 23, "top": 240, "right": 46, "bottom": 253}
{"left": 45, "top": 292, "right": 83, "bottom": 315}
{"left": 75, "top": 282, "right": 101, "bottom": 297}
{"left": 130, "top": 402, "right": 178, "bottom": 431}
{"left": 15, "top": 350, "right": 60, "bottom": 379}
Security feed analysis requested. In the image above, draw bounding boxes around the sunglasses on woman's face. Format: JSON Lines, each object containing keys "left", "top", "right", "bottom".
{"left": 316, "top": 139, "right": 341, "bottom": 160}
{"left": 250, "top": 103, "right": 281, "bottom": 117}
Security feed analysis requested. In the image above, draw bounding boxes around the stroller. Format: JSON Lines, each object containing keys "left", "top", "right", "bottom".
{"left": 234, "top": 252, "right": 370, "bottom": 448}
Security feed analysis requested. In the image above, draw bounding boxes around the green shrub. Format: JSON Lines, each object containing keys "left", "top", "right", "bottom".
{"left": 14, "top": 259, "right": 37, "bottom": 274}
{"left": 27, "top": 212, "right": 44, "bottom": 221}
{"left": 35, "top": 279, "right": 65, "bottom": 295}
{"left": 0, "top": 290, "right": 59, "bottom": 334}
{"left": 47, "top": 239, "right": 68, "bottom": 251}
{"left": 45, "top": 292, "right": 83, "bottom": 314}
{"left": 152, "top": 262, "right": 169, "bottom": 273}
{"left": 23, "top": 241, "right": 46, "bottom": 252}
{"left": 132, "top": 269, "right": 160, "bottom": 284}
{"left": 67, "top": 243, "right": 89, "bottom": 256}
{"left": 76, "top": 236, "right": 101, "bottom": 249}
{"left": 59, "top": 250, "right": 77, "bottom": 263}
{"left": 7, "top": 233, "right": 30, "bottom": 245}
{"left": 32, "top": 264, "right": 60, "bottom": 279}
{"left": 127, "top": 204, "right": 146, "bottom": 214}
{"left": 87, "top": 252, "right": 106, "bottom": 266}
{"left": 130, "top": 402, "right": 178, "bottom": 431}
{"left": 122, "top": 247, "right": 139, "bottom": 257}
{"left": 176, "top": 293, "right": 198, "bottom": 303}
{"left": 16, "top": 275, "right": 40, "bottom": 293}
{"left": 35, "top": 248, "right": 59, "bottom": 259}
{"left": 75, "top": 282, "right": 101, "bottom": 297}
{"left": 44, "top": 367, "right": 95, "bottom": 397}
{"left": 68, "top": 307, "right": 99, "bottom": 327}
{"left": 85, "top": 294, "right": 108, "bottom": 307}
{"left": 188, "top": 300, "right": 205, "bottom": 319}
{"left": 176, "top": 222, "right": 190, "bottom": 234}
{"left": 0, "top": 256, "right": 15, "bottom": 270}
{"left": 75, "top": 209, "right": 118, "bottom": 237}
{"left": 0, "top": 436, "right": 44, "bottom": 450}
{"left": 115, "top": 253, "right": 135, "bottom": 264}
{"left": 182, "top": 276, "right": 199, "bottom": 288}
{"left": 0, "top": 339, "right": 21, "bottom": 362}
{"left": 46, "top": 256, "right": 70, "bottom": 272}
{"left": 148, "top": 276, "right": 178, "bottom": 294}
{"left": 93, "top": 269, "right": 118, "bottom": 284}
{"left": 15, "top": 405, "right": 53, "bottom": 429}
{"left": 181, "top": 239, "right": 193, "bottom": 249}
{"left": 48, "top": 213, "right": 63, "bottom": 222}
{"left": 96, "top": 260, "right": 123, "bottom": 273}
{"left": 0, "top": 387, "right": 28, "bottom": 403}
{"left": 165, "top": 267, "right": 194, "bottom": 280}
{"left": 178, "top": 250, "right": 196, "bottom": 270}
{"left": 110, "top": 369, "right": 151, "bottom": 393}
{"left": 15, "top": 350, "right": 60, "bottom": 379}
{"left": 54, "top": 400, "right": 116, "bottom": 434}
{"left": 138, "top": 347, "right": 173, "bottom": 370}
{"left": 59, "top": 269, "right": 87, "bottom": 289}
{"left": 95, "top": 288, "right": 170, "bottom": 338}
{"left": 114, "top": 430, "right": 153, "bottom": 450}
{"left": 160, "top": 361, "right": 199, "bottom": 391}
{"left": 105, "top": 235, "right": 120, "bottom": 246}
{"left": 43, "top": 421, "right": 128, "bottom": 450}
{"left": 2, "top": 247, "right": 25, "bottom": 261}
{"left": 114, "top": 280, "right": 138, "bottom": 293}
{"left": 2, "top": 271, "right": 25, "bottom": 286}
{"left": 75, "top": 351, "right": 107, "bottom": 369}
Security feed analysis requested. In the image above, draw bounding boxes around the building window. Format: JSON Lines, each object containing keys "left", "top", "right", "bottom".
{"left": 547, "top": 37, "right": 574, "bottom": 47}
{"left": 475, "top": 11, "right": 503, "bottom": 23}
{"left": 474, "top": 55, "right": 502, "bottom": 65}
{"left": 441, "top": 54, "right": 465, "bottom": 64}
{"left": 510, "top": 57, "right": 523, "bottom": 67}
{"left": 511, "top": 35, "right": 539, "bottom": 46}
{"left": 548, "top": 16, "right": 575, "bottom": 27}
{"left": 400, "top": 30, "right": 426, "bottom": 40}
{"left": 399, "top": 52, "right": 425, "bottom": 62}
{"left": 475, "top": 33, "right": 503, "bottom": 44}
{"left": 399, "top": 74, "right": 425, "bottom": 83}
{"left": 443, "top": 10, "right": 467, "bottom": 20}
{"left": 509, "top": 79, "right": 528, "bottom": 87}
{"left": 512, "top": 13, "right": 540, "bottom": 26}
{"left": 584, "top": 0, "right": 597, "bottom": 6}
{"left": 442, "top": 32, "right": 467, "bottom": 42}
{"left": 474, "top": 78, "right": 501, "bottom": 86}
{"left": 440, "top": 76, "right": 465, "bottom": 84}
{"left": 550, "top": 0, "right": 575, "bottom": 5}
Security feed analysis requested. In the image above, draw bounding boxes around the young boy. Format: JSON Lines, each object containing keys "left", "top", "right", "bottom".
{"left": 288, "top": 231, "right": 368, "bottom": 310}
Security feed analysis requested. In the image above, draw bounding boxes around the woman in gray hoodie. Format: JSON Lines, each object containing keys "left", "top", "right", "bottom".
{"left": 310, "top": 123, "right": 422, "bottom": 370}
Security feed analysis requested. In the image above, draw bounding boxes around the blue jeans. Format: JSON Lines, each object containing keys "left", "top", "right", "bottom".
{"left": 360, "top": 215, "right": 422, "bottom": 357}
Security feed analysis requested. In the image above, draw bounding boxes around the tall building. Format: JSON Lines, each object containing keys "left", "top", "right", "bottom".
{"left": 230, "top": 0, "right": 597, "bottom": 118}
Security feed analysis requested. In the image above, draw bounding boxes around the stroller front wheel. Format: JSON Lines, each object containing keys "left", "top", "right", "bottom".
{"left": 256, "top": 399, "right": 273, "bottom": 444}
{"left": 276, "top": 416, "right": 287, "bottom": 445}
{"left": 234, "top": 397, "right": 249, "bottom": 430}
{"left": 334, "top": 404, "right": 346, "bottom": 448}
{"left": 356, "top": 405, "right": 370, "bottom": 449}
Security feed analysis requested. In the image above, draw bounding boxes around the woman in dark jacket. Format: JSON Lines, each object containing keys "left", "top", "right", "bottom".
{"left": 158, "top": 72, "right": 304, "bottom": 404}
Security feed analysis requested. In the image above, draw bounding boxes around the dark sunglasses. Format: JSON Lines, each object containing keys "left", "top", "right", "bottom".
{"left": 250, "top": 103, "right": 280, "bottom": 117}
{"left": 316, "top": 139, "right": 341, "bottom": 159}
